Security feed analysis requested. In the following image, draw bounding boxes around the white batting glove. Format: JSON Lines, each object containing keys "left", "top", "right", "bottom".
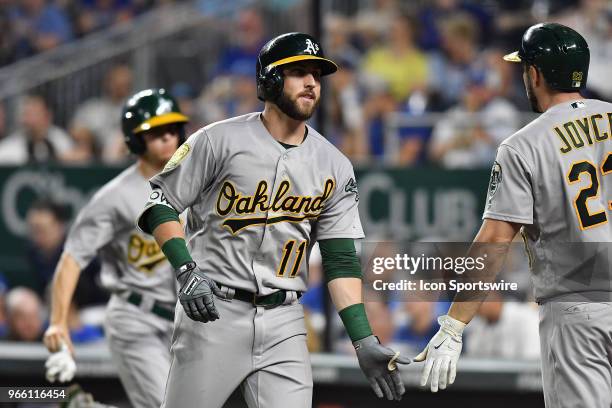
{"left": 414, "top": 315, "right": 466, "bottom": 392}
{"left": 45, "top": 342, "right": 76, "bottom": 383}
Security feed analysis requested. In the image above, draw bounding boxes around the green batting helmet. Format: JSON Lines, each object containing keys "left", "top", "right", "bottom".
{"left": 503, "top": 23, "right": 589, "bottom": 91}
{"left": 256, "top": 32, "right": 337, "bottom": 101}
{"left": 121, "top": 88, "right": 189, "bottom": 155}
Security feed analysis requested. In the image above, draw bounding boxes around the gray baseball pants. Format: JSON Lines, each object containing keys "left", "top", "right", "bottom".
{"left": 104, "top": 294, "right": 174, "bottom": 408}
{"left": 161, "top": 295, "right": 312, "bottom": 408}
{"left": 539, "top": 300, "right": 612, "bottom": 408}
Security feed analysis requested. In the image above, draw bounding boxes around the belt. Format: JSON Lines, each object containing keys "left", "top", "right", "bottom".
{"left": 126, "top": 292, "right": 175, "bottom": 322}
{"left": 230, "top": 287, "right": 302, "bottom": 308}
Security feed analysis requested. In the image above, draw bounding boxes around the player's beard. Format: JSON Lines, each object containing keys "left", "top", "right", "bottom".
{"left": 276, "top": 90, "right": 319, "bottom": 121}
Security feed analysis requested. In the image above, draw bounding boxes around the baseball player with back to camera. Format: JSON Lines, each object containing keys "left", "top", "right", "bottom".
{"left": 137, "top": 32, "right": 411, "bottom": 407}
{"left": 43, "top": 89, "right": 189, "bottom": 408}
{"left": 414, "top": 23, "right": 612, "bottom": 407}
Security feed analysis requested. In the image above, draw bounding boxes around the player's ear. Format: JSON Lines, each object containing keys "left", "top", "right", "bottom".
{"left": 530, "top": 65, "right": 542, "bottom": 88}
{"left": 523, "top": 63, "right": 536, "bottom": 86}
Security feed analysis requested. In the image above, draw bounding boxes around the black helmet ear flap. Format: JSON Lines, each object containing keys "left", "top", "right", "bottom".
{"left": 257, "top": 65, "right": 283, "bottom": 102}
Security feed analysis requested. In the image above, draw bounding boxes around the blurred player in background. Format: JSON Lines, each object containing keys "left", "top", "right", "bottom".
{"left": 43, "top": 88, "right": 188, "bottom": 408}
{"left": 415, "top": 22, "right": 612, "bottom": 407}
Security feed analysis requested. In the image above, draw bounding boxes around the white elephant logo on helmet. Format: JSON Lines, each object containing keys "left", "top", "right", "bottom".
{"left": 303, "top": 39, "right": 319, "bottom": 55}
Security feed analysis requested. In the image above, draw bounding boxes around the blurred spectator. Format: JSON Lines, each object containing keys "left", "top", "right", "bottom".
{"left": 0, "top": 4, "right": 16, "bottom": 66}
{"left": 9, "top": 0, "right": 73, "bottom": 59}
{"left": 392, "top": 90, "right": 435, "bottom": 166}
{"left": 555, "top": 0, "right": 612, "bottom": 100}
{"left": 66, "top": 300, "right": 104, "bottom": 344}
{"left": 418, "top": 0, "right": 493, "bottom": 50}
{"left": 170, "top": 82, "right": 202, "bottom": 136}
{"left": 214, "top": 8, "right": 266, "bottom": 78}
{"left": 393, "top": 301, "right": 447, "bottom": 356}
{"left": 68, "top": 64, "right": 133, "bottom": 164}
{"left": 197, "top": 8, "right": 265, "bottom": 125}
{"left": 429, "top": 71, "right": 519, "bottom": 169}
{"left": 197, "top": 63, "right": 262, "bottom": 124}
{"left": 360, "top": 14, "right": 428, "bottom": 104}
{"left": 25, "top": 198, "right": 107, "bottom": 306}
{"left": 493, "top": 0, "right": 539, "bottom": 49}
{"left": 0, "top": 94, "right": 73, "bottom": 165}
{"left": 483, "top": 47, "right": 520, "bottom": 103}
{"left": 73, "top": 0, "right": 134, "bottom": 38}
{"left": 465, "top": 295, "right": 540, "bottom": 360}
{"left": 362, "top": 88, "right": 397, "bottom": 160}
{"left": 427, "top": 13, "right": 488, "bottom": 109}
{"left": 353, "top": 0, "right": 399, "bottom": 50}
{"left": 26, "top": 199, "right": 68, "bottom": 296}
{"left": 3, "top": 287, "right": 45, "bottom": 342}
{"left": 324, "top": 14, "right": 361, "bottom": 67}
{"left": 365, "top": 300, "right": 394, "bottom": 345}
{"left": 327, "top": 57, "right": 368, "bottom": 162}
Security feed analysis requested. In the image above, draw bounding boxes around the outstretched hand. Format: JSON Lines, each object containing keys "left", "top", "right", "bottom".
{"left": 354, "top": 335, "right": 411, "bottom": 401}
{"left": 414, "top": 315, "right": 465, "bottom": 392}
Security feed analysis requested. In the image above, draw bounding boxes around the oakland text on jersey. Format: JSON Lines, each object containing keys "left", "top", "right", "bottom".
{"left": 554, "top": 111, "right": 612, "bottom": 153}
{"left": 215, "top": 178, "right": 335, "bottom": 234}
{"left": 127, "top": 233, "right": 167, "bottom": 273}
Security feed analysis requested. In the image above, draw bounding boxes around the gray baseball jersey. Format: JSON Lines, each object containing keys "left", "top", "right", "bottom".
{"left": 66, "top": 164, "right": 176, "bottom": 303}
{"left": 142, "top": 112, "right": 364, "bottom": 296}
{"left": 483, "top": 99, "right": 612, "bottom": 301}
{"left": 64, "top": 163, "right": 175, "bottom": 408}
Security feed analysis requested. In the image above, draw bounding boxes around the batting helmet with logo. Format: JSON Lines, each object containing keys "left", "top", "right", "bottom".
{"left": 503, "top": 23, "right": 589, "bottom": 91}
{"left": 121, "top": 88, "right": 189, "bottom": 155}
{"left": 256, "top": 32, "right": 337, "bottom": 102}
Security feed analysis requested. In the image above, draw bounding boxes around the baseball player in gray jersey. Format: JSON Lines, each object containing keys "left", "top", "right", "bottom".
{"left": 415, "top": 23, "right": 612, "bottom": 407}
{"left": 137, "top": 32, "right": 411, "bottom": 407}
{"left": 44, "top": 89, "right": 189, "bottom": 408}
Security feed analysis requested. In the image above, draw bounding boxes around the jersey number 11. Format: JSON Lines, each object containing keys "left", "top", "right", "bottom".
{"left": 276, "top": 240, "right": 308, "bottom": 278}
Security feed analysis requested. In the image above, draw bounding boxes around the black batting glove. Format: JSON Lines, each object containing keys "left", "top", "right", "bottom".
{"left": 354, "top": 335, "right": 411, "bottom": 401}
{"left": 176, "top": 261, "right": 222, "bottom": 323}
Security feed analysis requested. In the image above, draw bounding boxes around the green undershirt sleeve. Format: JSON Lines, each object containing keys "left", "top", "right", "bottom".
{"left": 143, "top": 204, "right": 192, "bottom": 269}
{"left": 143, "top": 204, "right": 180, "bottom": 234}
{"left": 318, "top": 238, "right": 362, "bottom": 283}
{"left": 319, "top": 238, "right": 371, "bottom": 342}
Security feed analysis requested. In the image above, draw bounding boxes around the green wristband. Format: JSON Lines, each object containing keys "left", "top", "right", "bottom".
{"left": 339, "top": 303, "right": 373, "bottom": 342}
{"left": 161, "top": 237, "right": 193, "bottom": 269}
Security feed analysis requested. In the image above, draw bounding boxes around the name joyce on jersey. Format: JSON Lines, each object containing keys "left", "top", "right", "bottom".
{"left": 216, "top": 178, "right": 335, "bottom": 234}
{"left": 554, "top": 111, "right": 612, "bottom": 153}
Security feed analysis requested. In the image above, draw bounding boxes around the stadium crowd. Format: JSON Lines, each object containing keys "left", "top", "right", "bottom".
{"left": 0, "top": 0, "right": 610, "bottom": 167}
{"left": 0, "top": 0, "right": 610, "bottom": 358}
